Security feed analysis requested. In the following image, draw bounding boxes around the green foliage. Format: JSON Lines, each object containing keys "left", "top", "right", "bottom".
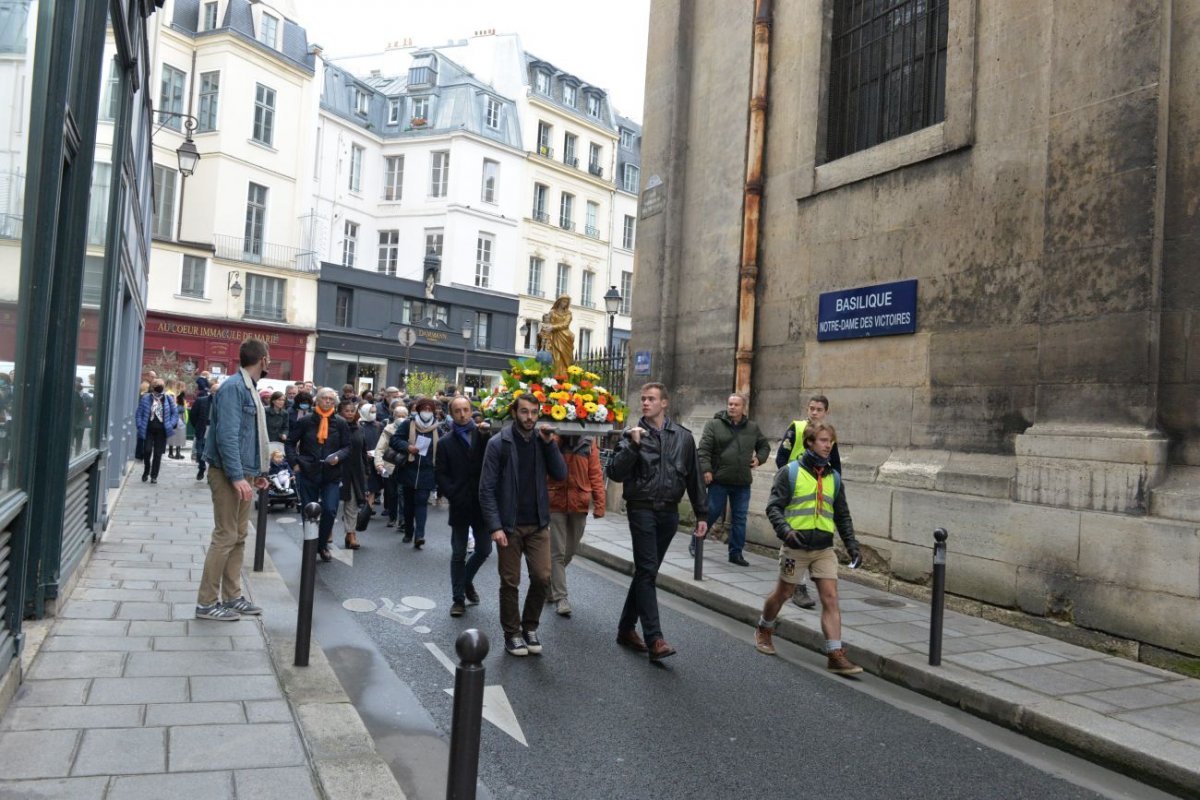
{"left": 404, "top": 370, "right": 446, "bottom": 400}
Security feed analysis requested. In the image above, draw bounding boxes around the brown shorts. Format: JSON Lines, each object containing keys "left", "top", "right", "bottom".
{"left": 777, "top": 546, "right": 838, "bottom": 583}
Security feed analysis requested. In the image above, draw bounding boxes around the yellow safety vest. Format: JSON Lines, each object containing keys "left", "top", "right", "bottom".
{"left": 784, "top": 466, "right": 837, "bottom": 533}
{"left": 786, "top": 420, "right": 807, "bottom": 463}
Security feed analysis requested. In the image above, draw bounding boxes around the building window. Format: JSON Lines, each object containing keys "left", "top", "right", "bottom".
{"left": 245, "top": 273, "right": 285, "bottom": 321}
{"left": 403, "top": 299, "right": 448, "bottom": 326}
{"left": 342, "top": 220, "right": 358, "bottom": 267}
{"left": 384, "top": 155, "right": 404, "bottom": 201}
{"left": 536, "top": 121, "right": 553, "bottom": 157}
{"left": 102, "top": 57, "right": 120, "bottom": 121}
{"left": 387, "top": 98, "right": 401, "bottom": 125}
{"left": 485, "top": 97, "right": 501, "bottom": 129}
{"left": 354, "top": 88, "right": 370, "bottom": 116}
{"left": 202, "top": 1, "right": 218, "bottom": 30}
{"left": 197, "top": 71, "right": 220, "bottom": 131}
{"left": 563, "top": 83, "right": 577, "bottom": 107}
{"left": 481, "top": 159, "right": 498, "bottom": 203}
{"left": 555, "top": 263, "right": 570, "bottom": 298}
{"left": 620, "top": 127, "right": 634, "bottom": 149}
{"left": 825, "top": 0, "right": 949, "bottom": 161}
{"left": 586, "top": 93, "right": 601, "bottom": 117}
{"left": 527, "top": 256, "right": 543, "bottom": 296}
{"left": 578, "top": 327, "right": 592, "bottom": 354}
{"left": 244, "top": 182, "right": 268, "bottom": 259}
{"left": 151, "top": 164, "right": 177, "bottom": 240}
{"left": 335, "top": 287, "right": 353, "bottom": 327}
{"left": 532, "top": 183, "right": 548, "bottom": 223}
{"left": 430, "top": 150, "right": 449, "bottom": 197}
{"left": 522, "top": 317, "right": 539, "bottom": 350}
{"left": 563, "top": 132, "right": 577, "bottom": 167}
{"left": 475, "top": 312, "right": 491, "bottom": 349}
{"left": 349, "top": 144, "right": 363, "bottom": 192}
{"left": 622, "top": 215, "right": 635, "bottom": 249}
{"left": 585, "top": 201, "right": 599, "bottom": 238}
{"left": 378, "top": 230, "right": 399, "bottom": 275}
{"left": 581, "top": 269, "right": 595, "bottom": 307}
{"left": 424, "top": 228, "right": 444, "bottom": 260}
{"left": 535, "top": 70, "right": 551, "bottom": 95}
{"left": 411, "top": 96, "right": 430, "bottom": 122}
{"left": 258, "top": 12, "right": 278, "bottom": 47}
{"left": 475, "top": 233, "right": 493, "bottom": 288}
{"left": 620, "top": 271, "right": 633, "bottom": 315}
{"left": 408, "top": 54, "right": 437, "bottom": 88}
{"left": 622, "top": 164, "right": 639, "bottom": 193}
{"left": 158, "top": 64, "right": 186, "bottom": 131}
{"left": 559, "top": 192, "right": 574, "bottom": 230}
{"left": 588, "top": 142, "right": 602, "bottom": 176}
{"left": 87, "top": 162, "right": 112, "bottom": 246}
{"left": 253, "top": 83, "right": 276, "bottom": 145}
{"left": 181, "top": 255, "right": 206, "bottom": 298}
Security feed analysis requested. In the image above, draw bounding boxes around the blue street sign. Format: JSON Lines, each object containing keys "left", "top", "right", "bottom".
{"left": 817, "top": 279, "right": 918, "bottom": 341}
{"left": 634, "top": 350, "right": 652, "bottom": 375}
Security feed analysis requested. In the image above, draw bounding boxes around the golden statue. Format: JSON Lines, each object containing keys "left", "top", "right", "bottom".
{"left": 538, "top": 295, "right": 575, "bottom": 375}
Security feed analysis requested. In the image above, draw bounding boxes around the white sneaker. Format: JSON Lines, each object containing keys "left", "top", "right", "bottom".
{"left": 195, "top": 602, "right": 240, "bottom": 621}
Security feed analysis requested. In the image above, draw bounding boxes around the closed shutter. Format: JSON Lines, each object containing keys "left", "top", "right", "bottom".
{"left": 59, "top": 468, "right": 93, "bottom": 582}
{"left": 0, "top": 525, "right": 13, "bottom": 668}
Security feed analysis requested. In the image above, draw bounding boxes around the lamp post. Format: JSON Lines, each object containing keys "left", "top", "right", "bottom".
{"left": 227, "top": 271, "right": 243, "bottom": 298}
{"left": 461, "top": 315, "right": 473, "bottom": 394}
{"left": 603, "top": 285, "right": 622, "bottom": 354}
{"left": 152, "top": 111, "right": 201, "bottom": 241}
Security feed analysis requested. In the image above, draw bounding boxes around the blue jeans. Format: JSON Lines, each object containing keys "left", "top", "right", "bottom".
{"left": 403, "top": 485, "right": 430, "bottom": 538}
{"left": 297, "top": 474, "right": 340, "bottom": 550}
{"left": 450, "top": 523, "right": 492, "bottom": 603}
{"left": 706, "top": 483, "right": 752, "bottom": 557}
{"left": 618, "top": 508, "right": 678, "bottom": 644}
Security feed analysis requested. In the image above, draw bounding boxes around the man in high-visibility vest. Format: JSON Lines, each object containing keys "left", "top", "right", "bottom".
{"left": 754, "top": 421, "right": 863, "bottom": 675}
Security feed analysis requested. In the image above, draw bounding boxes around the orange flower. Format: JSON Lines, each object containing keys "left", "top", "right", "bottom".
{"left": 607, "top": 409, "right": 615, "bottom": 422}
{"left": 580, "top": 380, "right": 593, "bottom": 390}
{"left": 542, "top": 403, "right": 553, "bottom": 415}
{"left": 534, "top": 391, "right": 547, "bottom": 403}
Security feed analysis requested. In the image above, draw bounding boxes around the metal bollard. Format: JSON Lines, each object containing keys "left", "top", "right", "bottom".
{"left": 692, "top": 531, "right": 704, "bottom": 581}
{"left": 294, "top": 501, "right": 322, "bottom": 667}
{"left": 446, "top": 629, "right": 489, "bottom": 800}
{"left": 929, "top": 527, "right": 949, "bottom": 666}
{"left": 253, "top": 487, "right": 268, "bottom": 572}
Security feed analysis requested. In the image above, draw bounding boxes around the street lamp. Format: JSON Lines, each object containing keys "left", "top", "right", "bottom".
{"left": 227, "top": 271, "right": 243, "bottom": 299}
{"left": 603, "top": 284, "right": 622, "bottom": 354}
{"left": 152, "top": 111, "right": 202, "bottom": 242}
{"left": 461, "top": 315, "right": 473, "bottom": 393}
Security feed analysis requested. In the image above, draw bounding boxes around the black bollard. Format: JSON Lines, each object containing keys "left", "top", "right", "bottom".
{"left": 929, "top": 527, "right": 948, "bottom": 666}
{"left": 692, "top": 531, "right": 703, "bottom": 581}
{"left": 447, "top": 629, "right": 489, "bottom": 800}
{"left": 253, "top": 486, "right": 268, "bottom": 572}
{"left": 294, "top": 501, "right": 322, "bottom": 667}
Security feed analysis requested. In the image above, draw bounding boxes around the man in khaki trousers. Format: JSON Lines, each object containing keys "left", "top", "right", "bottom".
{"left": 195, "top": 339, "right": 272, "bottom": 621}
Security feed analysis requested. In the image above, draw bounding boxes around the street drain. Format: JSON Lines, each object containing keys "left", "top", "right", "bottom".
{"left": 862, "top": 598, "right": 907, "bottom": 608}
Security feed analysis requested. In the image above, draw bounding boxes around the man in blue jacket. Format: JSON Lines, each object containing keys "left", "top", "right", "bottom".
{"left": 195, "top": 339, "right": 272, "bottom": 621}
{"left": 136, "top": 379, "right": 179, "bottom": 484}
{"left": 479, "top": 393, "right": 567, "bottom": 657}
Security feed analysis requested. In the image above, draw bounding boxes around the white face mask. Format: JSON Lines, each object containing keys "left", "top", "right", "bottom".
{"left": 417, "top": 410, "right": 434, "bottom": 425}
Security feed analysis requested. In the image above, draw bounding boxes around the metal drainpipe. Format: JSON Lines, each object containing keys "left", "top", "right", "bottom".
{"left": 735, "top": 0, "right": 773, "bottom": 395}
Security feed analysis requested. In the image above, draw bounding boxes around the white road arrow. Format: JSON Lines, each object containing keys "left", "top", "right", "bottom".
{"left": 425, "top": 642, "right": 528, "bottom": 746}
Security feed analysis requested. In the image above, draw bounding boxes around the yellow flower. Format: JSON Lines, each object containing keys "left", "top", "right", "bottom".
{"left": 584, "top": 402, "right": 599, "bottom": 414}
{"left": 567, "top": 365, "right": 583, "bottom": 376}
{"left": 550, "top": 404, "right": 567, "bottom": 421}
{"left": 584, "top": 371, "right": 600, "bottom": 381}
{"left": 561, "top": 383, "right": 574, "bottom": 392}
{"left": 512, "top": 389, "right": 524, "bottom": 398}
{"left": 521, "top": 369, "right": 540, "bottom": 376}
{"left": 581, "top": 393, "right": 594, "bottom": 403}
{"left": 615, "top": 410, "right": 626, "bottom": 423}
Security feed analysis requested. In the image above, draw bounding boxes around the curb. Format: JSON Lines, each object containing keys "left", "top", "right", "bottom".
{"left": 245, "top": 527, "right": 408, "bottom": 800}
{"left": 577, "top": 540, "right": 1200, "bottom": 798}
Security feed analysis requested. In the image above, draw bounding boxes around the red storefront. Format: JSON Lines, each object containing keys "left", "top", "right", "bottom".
{"left": 143, "top": 312, "right": 311, "bottom": 381}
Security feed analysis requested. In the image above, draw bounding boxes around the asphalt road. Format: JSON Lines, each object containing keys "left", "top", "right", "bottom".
{"left": 267, "top": 502, "right": 1173, "bottom": 800}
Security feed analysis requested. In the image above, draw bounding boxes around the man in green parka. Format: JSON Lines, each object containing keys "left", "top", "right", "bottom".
{"left": 696, "top": 393, "right": 771, "bottom": 565}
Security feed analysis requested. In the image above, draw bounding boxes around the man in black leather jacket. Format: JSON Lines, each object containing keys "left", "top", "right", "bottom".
{"left": 607, "top": 382, "right": 707, "bottom": 661}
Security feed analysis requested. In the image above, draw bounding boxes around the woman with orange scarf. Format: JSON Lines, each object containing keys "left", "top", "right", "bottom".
{"left": 293, "top": 387, "right": 352, "bottom": 561}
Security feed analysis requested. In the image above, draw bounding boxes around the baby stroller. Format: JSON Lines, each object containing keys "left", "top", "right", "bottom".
{"left": 266, "top": 443, "right": 298, "bottom": 511}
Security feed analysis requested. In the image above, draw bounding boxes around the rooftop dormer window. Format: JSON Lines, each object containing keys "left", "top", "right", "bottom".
{"left": 258, "top": 12, "right": 278, "bottom": 48}
{"left": 563, "top": 83, "right": 577, "bottom": 108}
{"left": 620, "top": 128, "right": 634, "bottom": 149}
{"left": 586, "top": 93, "right": 602, "bottom": 118}
{"left": 354, "top": 88, "right": 370, "bottom": 116}
{"left": 408, "top": 54, "right": 437, "bottom": 89}
{"left": 535, "top": 70, "right": 551, "bottom": 95}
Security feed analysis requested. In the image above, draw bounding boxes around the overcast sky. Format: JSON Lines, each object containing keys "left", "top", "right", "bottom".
{"left": 290, "top": 0, "right": 651, "bottom": 121}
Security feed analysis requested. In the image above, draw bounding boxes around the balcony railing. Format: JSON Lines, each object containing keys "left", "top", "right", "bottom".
{"left": 0, "top": 213, "right": 22, "bottom": 240}
{"left": 532, "top": 210, "right": 549, "bottom": 224}
{"left": 585, "top": 225, "right": 601, "bottom": 239}
{"left": 559, "top": 218, "right": 574, "bottom": 231}
{"left": 213, "top": 233, "right": 318, "bottom": 272}
{"left": 537, "top": 144, "right": 554, "bottom": 158}
{"left": 244, "top": 303, "right": 286, "bottom": 322}
{"left": 588, "top": 163, "right": 603, "bottom": 177}
{"left": 564, "top": 155, "right": 578, "bottom": 167}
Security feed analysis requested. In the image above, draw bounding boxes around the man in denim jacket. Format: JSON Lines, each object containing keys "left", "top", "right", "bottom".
{"left": 195, "top": 339, "right": 272, "bottom": 621}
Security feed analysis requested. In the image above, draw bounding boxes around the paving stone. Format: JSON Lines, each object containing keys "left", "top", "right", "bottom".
{"left": 0, "top": 776, "right": 108, "bottom": 799}
{"left": 934, "top": 636, "right": 997, "bottom": 655}
{"left": 970, "top": 631, "right": 1047, "bottom": 648}
{"left": 233, "top": 766, "right": 320, "bottom": 800}
{"left": 57, "top": 601, "right": 118, "bottom": 620}
{"left": 1029, "top": 640, "right": 1108, "bottom": 661}
{"left": 13, "top": 679, "right": 91, "bottom": 707}
{"left": 0, "top": 729, "right": 79, "bottom": 778}
{"left": 231, "top": 636, "right": 266, "bottom": 651}
{"left": 151, "top": 636, "right": 233, "bottom": 651}
{"left": 1077, "top": 686, "right": 1189, "bottom": 710}
{"left": 163, "top": 590, "right": 200, "bottom": 603}
{"left": 53, "top": 620, "right": 130, "bottom": 637}
{"left": 88, "top": 677, "right": 188, "bottom": 705}
{"left": 108, "top": 771, "right": 235, "bottom": 800}
{"left": 988, "top": 645, "right": 1071, "bottom": 667}
{"left": 100, "top": 568, "right": 193, "bottom": 582}
{"left": 28, "top": 651, "right": 125, "bottom": 680}
{"left": 190, "top": 675, "right": 284, "bottom": 702}
{"left": 78, "top": 589, "right": 162, "bottom": 602}
{"left": 169, "top": 723, "right": 305, "bottom": 772}
{"left": 1066, "top": 694, "right": 1121, "bottom": 714}
{"left": 127, "top": 621, "right": 188, "bottom": 637}
{"left": 43, "top": 636, "right": 152, "bottom": 653}
{"left": 851, "top": 621, "right": 934, "bottom": 645}
{"left": 120, "top": 581, "right": 158, "bottom": 590}
{"left": 78, "top": 579, "right": 122, "bottom": 589}
{"left": 861, "top": 608, "right": 927, "bottom": 624}
{"left": 116, "top": 602, "right": 172, "bottom": 621}
{"left": 1117, "top": 705, "right": 1200, "bottom": 742}
{"left": 73, "top": 727, "right": 165, "bottom": 776}
{"left": 1, "top": 704, "right": 143, "bottom": 731}
{"left": 244, "top": 700, "right": 292, "bottom": 724}
{"left": 104, "top": 553, "right": 154, "bottom": 563}
{"left": 944, "top": 651, "right": 1029, "bottom": 672}
{"left": 991, "top": 665, "right": 1110, "bottom": 696}
{"left": 1155, "top": 681, "right": 1200, "bottom": 702}
{"left": 1054, "top": 660, "right": 1168, "bottom": 689}
{"left": 187, "top": 619, "right": 262, "bottom": 637}
{"left": 145, "top": 701, "right": 244, "bottom": 726}
{"left": 125, "top": 651, "right": 272, "bottom": 677}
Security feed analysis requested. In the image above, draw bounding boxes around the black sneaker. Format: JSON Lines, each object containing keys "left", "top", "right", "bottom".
{"left": 464, "top": 584, "right": 480, "bottom": 605}
{"left": 413, "top": 538, "right": 425, "bottom": 549}
{"left": 449, "top": 601, "right": 466, "bottom": 617}
{"left": 521, "top": 629, "right": 543, "bottom": 655}
{"left": 729, "top": 553, "right": 750, "bottom": 566}
{"left": 504, "top": 635, "right": 529, "bottom": 656}
{"left": 792, "top": 583, "right": 817, "bottom": 609}
{"left": 402, "top": 532, "right": 413, "bottom": 543}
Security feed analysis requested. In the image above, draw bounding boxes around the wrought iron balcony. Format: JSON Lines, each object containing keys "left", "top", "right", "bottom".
{"left": 588, "top": 163, "right": 603, "bottom": 177}
{"left": 213, "top": 234, "right": 318, "bottom": 272}
{"left": 537, "top": 144, "right": 554, "bottom": 158}
{"left": 564, "top": 155, "right": 578, "bottom": 167}
{"left": 585, "top": 225, "right": 601, "bottom": 239}
{"left": 559, "top": 218, "right": 574, "bottom": 231}
{"left": 244, "top": 303, "right": 286, "bottom": 322}
{"left": 532, "top": 210, "right": 549, "bottom": 224}
{"left": 0, "top": 213, "right": 21, "bottom": 240}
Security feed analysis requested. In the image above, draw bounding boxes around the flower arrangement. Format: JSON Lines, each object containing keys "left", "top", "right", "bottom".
{"left": 478, "top": 358, "right": 627, "bottom": 427}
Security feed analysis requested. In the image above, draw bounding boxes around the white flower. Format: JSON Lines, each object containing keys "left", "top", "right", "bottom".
{"left": 565, "top": 404, "right": 578, "bottom": 421}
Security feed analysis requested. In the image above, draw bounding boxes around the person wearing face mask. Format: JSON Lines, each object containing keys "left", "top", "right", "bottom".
{"left": 195, "top": 338, "right": 272, "bottom": 621}
{"left": 136, "top": 380, "right": 180, "bottom": 484}
{"left": 286, "top": 390, "right": 313, "bottom": 464}
{"left": 338, "top": 400, "right": 368, "bottom": 551}
{"left": 375, "top": 402, "right": 409, "bottom": 528}
{"left": 388, "top": 396, "right": 440, "bottom": 548}
{"left": 293, "top": 388, "right": 352, "bottom": 561}
{"left": 357, "top": 402, "right": 384, "bottom": 509}
{"left": 190, "top": 377, "right": 212, "bottom": 481}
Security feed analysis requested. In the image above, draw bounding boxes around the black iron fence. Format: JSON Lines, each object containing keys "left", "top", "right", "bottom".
{"left": 575, "top": 345, "right": 627, "bottom": 400}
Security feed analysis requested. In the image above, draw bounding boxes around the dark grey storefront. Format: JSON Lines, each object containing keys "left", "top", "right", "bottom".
{"left": 314, "top": 264, "right": 519, "bottom": 394}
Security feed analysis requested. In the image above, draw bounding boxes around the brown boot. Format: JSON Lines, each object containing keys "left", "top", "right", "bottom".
{"left": 648, "top": 638, "right": 677, "bottom": 661}
{"left": 826, "top": 648, "right": 863, "bottom": 675}
{"left": 754, "top": 625, "right": 776, "bottom": 655}
{"left": 616, "top": 629, "right": 648, "bottom": 652}
{"left": 345, "top": 531, "right": 360, "bottom": 550}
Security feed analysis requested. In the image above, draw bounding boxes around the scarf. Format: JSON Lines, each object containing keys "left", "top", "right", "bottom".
{"left": 801, "top": 449, "right": 830, "bottom": 470}
{"left": 315, "top": 404, "right": 335, "bottom": 444}
{"left": 452, "top": 419, "right": 476, "bottom": 448}
{"left": 239, "top": 368, "right": 270, "bottom": 473}
{"left": 407, "top": 413, "right": 440, "bottom": 464}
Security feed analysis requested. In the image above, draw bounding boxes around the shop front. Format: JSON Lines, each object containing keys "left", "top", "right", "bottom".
{"left": 143, "top": 313, "right": 312, "bottom": 382}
